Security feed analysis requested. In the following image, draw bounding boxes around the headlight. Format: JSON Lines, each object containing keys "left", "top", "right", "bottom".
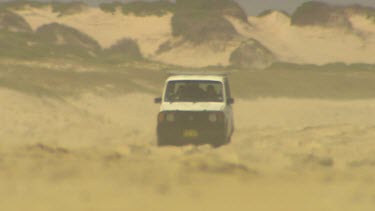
{"left": 166, "top": 113, "right": 175, "bottom": 122}
{"left": 209, "top": 112, "right": 224, "bottom": 123}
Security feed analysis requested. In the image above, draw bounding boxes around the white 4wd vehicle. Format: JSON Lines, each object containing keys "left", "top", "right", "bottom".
{"left": 154, "top": 73, "right": 234, "bottom": 147}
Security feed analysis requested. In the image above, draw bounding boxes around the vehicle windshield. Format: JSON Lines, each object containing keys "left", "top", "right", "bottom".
{"left": 164, "top": 80, "right": 224, "bottom": 102}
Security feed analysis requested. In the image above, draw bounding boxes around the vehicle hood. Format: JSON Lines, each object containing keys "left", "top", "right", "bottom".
{"left": 160, "top": 102, "right": 225, "bottom": 112}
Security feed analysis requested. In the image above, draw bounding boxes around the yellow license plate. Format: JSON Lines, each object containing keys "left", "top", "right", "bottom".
{"left": 183, "top": 130, "right": 199, "bottom": 138}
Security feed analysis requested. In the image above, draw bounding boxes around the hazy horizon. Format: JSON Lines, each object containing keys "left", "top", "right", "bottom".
{"left": 238, "top": 0, "right": 375, "bottom": 15}
{"left": 0, "top": 0, "right": 374, "bottom": 15}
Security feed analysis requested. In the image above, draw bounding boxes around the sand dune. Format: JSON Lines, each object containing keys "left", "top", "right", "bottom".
{"left": 14, "top": 7, "right": 172, "bottom": 56}
{"left": 229, "top": 11, "right": 375, "bottom": 65}
{"left": 11, "top": 6, "right": 375, "bottom": 67}
{"left": 152, "top": 39, "right": 242, "bottom": 67}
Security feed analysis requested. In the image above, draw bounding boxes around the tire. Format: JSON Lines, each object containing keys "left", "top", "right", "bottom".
{"left": 157, "top": 137, "right": 169, "bottom": 147}
{"left": 226, "top": 136, "right": 231, "bottom": 144}
{"left": 211, "top": 135, "right": 228, "bottom": 148}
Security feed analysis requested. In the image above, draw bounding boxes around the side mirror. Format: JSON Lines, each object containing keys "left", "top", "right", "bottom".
{"left": 227, "top": 98, "right": 234, "bottom": 105}
{"left": 154, "top": 97, "right": 162, "bottom": 104}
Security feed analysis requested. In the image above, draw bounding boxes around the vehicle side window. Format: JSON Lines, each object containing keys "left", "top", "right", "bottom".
{"left": 224, "top": 78, "right": 231, "bottom": 99}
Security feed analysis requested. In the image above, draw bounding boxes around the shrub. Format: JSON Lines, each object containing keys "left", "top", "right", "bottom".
{"left": 0, "top": 1, "right": 87, "bottom": 17}
{"left": 230, "top": 39, "right": 275, "bottom": 69}
{"left": 36, "top": 23, "right": 99, "bottom": 50}
{"left": 291, "top": 1, "right": 351, "bottom": 28}
{"left": 0, "top": 30, "right": 52, "bottom": 59}
{"left": 0, "top": 1, "right": 48, "bottom": 10}
{"left": 103, "top": 38, "right": 143, "bottom": 63}
{"left": 35, "top": 23, "right": 100, "bottom": 59}
{"left": 343, "top": 4, "right": 375, "bottom": 22}
{"left": 175, "top": 0, "right": 248, "bottom": 22}
{"left": 0, "top": 9, "right": 32, "bottom": 32}
{"left": 51, "top": 2, "right": 88, "bottom": 17}
{"left": 172, "top": 0, "right": 247, "bottom": 43}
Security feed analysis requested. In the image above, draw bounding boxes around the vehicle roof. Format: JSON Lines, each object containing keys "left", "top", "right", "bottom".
{"left": 166, "top": 75, "right": 225, "bottom": 82}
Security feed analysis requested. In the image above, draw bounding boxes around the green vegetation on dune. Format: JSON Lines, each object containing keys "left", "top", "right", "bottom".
{"left": 175, "top": 0, "right": 248, "bottom": 22}
{"left": 291, "top": 1, "right": 375, "bottom": 27}
{"left": 34, "top": 23, "right": 100, "bottom": 60}
{"left": 343, "top": 4, "right": 375, "bottom": 22}
{"left": 292, "top": 1, "right": 333, "bottom": 25}
{"left": 0, "top": 30, "right": 52, "bottom": 59}
{"left": 172, "top": 0, "right": 247, "bottom": 43}
{"left": 0, "top": 1, "right": 47, "bottom": 10}
{"left": 0, "top": 28, "right": 98, "bottom": 61}
{"left": 102, "top": 38, "right": 143, "bottom": 63}
{"left": 291, "top": 1, "right": 351, "bottom": 28}
{"left": 229, "top": 39, "right": 275, "bottom": 69}
{"left": 0, "top": 22, "right": 144, "bottom": 64}
{"left": 172, "top": 11, "right": 237, "bottom": 43}
{"left": 98, "top": 1, "right": 121, "bottom": 14}
{"left": 0, "top": 9, "right": 32, "bottom": 32}
{"left": 99, "top": 1, "right": 175, "bottom": 17}
{"left": 50, "top": 2, "right": 88, "bottom": 17}
{"left": 0, "top": 1, "right": 88, "bottom": 17}
{"left": 36, "top": 23, "right": 100, "bottom": 51}
{"left": 1, "top": 4, "right": 147, "bottom": 64}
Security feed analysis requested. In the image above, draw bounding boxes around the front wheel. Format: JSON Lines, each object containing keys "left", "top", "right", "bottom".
{"left": 211, "top": 135, "right": 230, "bottom": 148}
{"left": 157, "top": 137, "right": 170, "bottom": 147}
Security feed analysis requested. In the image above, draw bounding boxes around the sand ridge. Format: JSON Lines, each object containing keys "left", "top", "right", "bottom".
{"left": 14, "top": 6, "right": 173, "bottom": 56}
{"left": 229, "top": 11, "right": 375, "bottom": 64}
{"left": 12, "top": 6, "right": 375, "bottom": 67}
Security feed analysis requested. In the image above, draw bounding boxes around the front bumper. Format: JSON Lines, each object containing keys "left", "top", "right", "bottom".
{"left": 157, "top": 111, "right": 227, "bottom": 146}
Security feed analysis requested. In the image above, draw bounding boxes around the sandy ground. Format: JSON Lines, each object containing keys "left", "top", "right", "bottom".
{"left": 1, "top": 87, "right": 375, "bottom": 211}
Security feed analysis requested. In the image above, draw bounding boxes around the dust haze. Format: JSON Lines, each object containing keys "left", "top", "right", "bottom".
{"left": 1, "top": 1, "right": 375, "bottom": 211}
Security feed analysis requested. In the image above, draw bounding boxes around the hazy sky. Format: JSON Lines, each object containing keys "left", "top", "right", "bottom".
{"left": 0, "top": 0, "right": 374, "bottom": 15}
{"left": 237, "top": 0, "right": 375, "bottom": 15}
